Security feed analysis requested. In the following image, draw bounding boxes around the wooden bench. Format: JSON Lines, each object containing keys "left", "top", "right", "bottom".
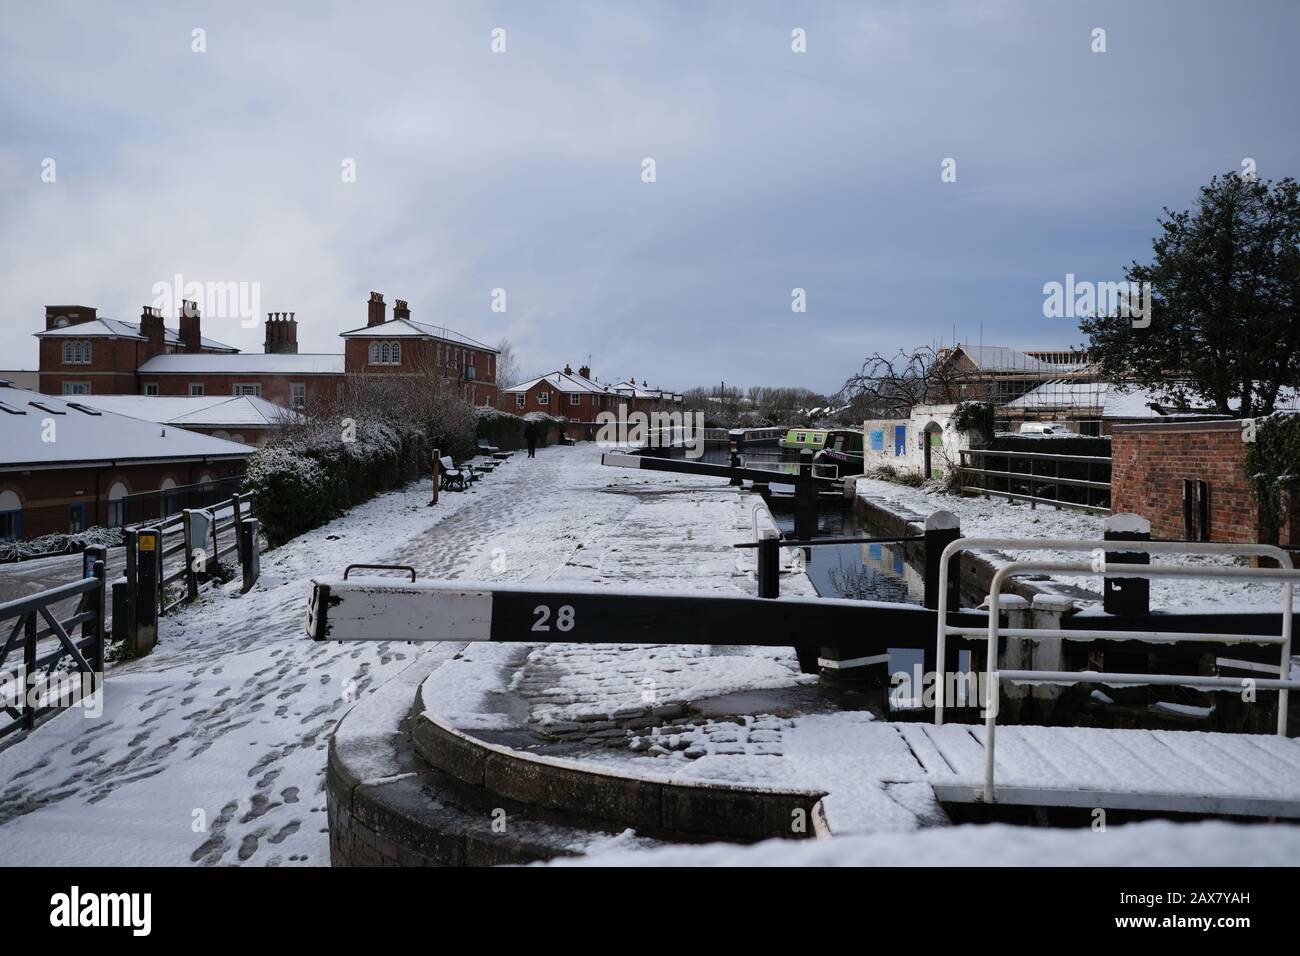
{"left": 440, "top": 456, "right": 472, "bottom": 491}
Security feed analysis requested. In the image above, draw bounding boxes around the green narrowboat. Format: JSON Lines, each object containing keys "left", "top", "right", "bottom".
{"left": 778, "top": 428, "right": 830, "bottom": 452}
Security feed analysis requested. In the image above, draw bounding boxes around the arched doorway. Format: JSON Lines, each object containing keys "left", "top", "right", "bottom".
{"left": 922, "top": 422, "right": 944, "bottom": 479}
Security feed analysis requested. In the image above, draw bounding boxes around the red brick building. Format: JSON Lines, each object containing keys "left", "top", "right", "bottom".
{"left": 500, "top": 364, "right": 682, "bottom": 427}
{"left": 0, "top": 383, "right": 251, "bottom": 540}
{"left": 502, "top": 365, "right": 616, "bottom": 421}
{"left": 338, "top": 293, "right": 499, "bottom": 407}
{"left": 33, "top": 293, "right": 499, "bottom": 410}
{"left": 1110, "top": 420, "right": 1262, "bottom": 543}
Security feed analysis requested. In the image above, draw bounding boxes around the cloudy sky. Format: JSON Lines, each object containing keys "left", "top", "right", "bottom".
{"left": 2, "top": 1, "right": 1297, "bottom": 394}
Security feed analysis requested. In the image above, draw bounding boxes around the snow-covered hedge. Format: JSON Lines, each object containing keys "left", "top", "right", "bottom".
{"left": 244, "top": 419, "right": 430, "bottom": 547}
{"left": 475, "top": 406, "right": 526, "bottom": 450}
{"left": 0, "top": 526, "right": 124, "bottom": 564}
{"left": 524, "top": 411, "right": 565, "bottom": 446}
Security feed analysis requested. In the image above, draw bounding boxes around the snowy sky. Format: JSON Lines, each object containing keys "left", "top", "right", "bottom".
{"left": 2, "top": 0, "right": 1297, "bottom": 393}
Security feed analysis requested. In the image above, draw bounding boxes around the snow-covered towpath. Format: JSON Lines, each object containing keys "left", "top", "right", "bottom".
{"left": 0, "top": 446, "right": 727, "bottom": 866}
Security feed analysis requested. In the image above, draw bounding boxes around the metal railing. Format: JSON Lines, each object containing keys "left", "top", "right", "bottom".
{"left": 931, "top": 536, "right": 1300, "bottom": 802}
{"left": 0, "top": 550, "right": 105, "bottom": 743}
{"left": 957, "top": 448, "right": 1110, "bottom": 513}
{"left": 118, "top": 476, "right": 244, "bottom": 529}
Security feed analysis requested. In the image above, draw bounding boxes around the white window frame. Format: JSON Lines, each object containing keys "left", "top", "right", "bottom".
{"left": 142, "top": 383, "right": 159, "bottom": 396}
{"left": 290, "top": 383, "right": 306, "bottom": 408}
{"left": 233, "top": 383, "right": 262, "bottom": 397}
{"left": 188, "top": 382, "right": 205, "bottom": 396}
{"left": 538, "top": 391, "right": 550, "bottom": 406}
{"left": 62, "top": 381, "right": 90, "bottom": 395}
{"left": 515, "top": 394, "right": 525, "bottom": 408}
{"left": 569, "top": 393, "right": 581, "bottom": 407}
{"left": 62, "top": 339, "right": 92, "bottom": 364}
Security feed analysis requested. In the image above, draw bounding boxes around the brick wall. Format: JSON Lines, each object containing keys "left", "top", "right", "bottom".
{"left": 1, "top": 458, "right": 247, "bottom": 538}
{"left": 1110, "top": 420, "right": 1260, "bottom": 543}
{"left": 343, "top": 338, "right": 498, "bottom": 407}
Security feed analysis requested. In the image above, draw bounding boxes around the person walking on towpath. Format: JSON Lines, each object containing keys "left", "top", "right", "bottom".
{"left": 524, "top": 419, "right": 539, "bottom": 458}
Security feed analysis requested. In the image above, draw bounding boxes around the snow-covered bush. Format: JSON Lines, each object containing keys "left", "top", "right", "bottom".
{"left": 523, "top": 411, "right": 565, "bottom": 446}
{"left": 475, "top": 405, "right": 526, "bottom": 450}
{"left": 0, "top": 526, "right": 123, "bottom": 564}
{"left": 244, "top": 418, "right": 429, "bottom": 547}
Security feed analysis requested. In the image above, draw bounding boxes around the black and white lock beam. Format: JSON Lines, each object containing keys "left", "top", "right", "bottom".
{"left": 600, "top": 452, "right": 839, "bottom": 487}
{"left": 306, "top": 577, "right": 977, "bottom": 651}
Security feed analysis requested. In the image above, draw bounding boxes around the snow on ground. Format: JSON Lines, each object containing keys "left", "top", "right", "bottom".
{"left": 0, "top": 446, "right": 752, "bottom": 866}
{"left": 546, "top": 818, "right": 1300, "bottom": 867}
{"left": 856, "top": 477, "right": 1296, "bottom": 612}
{"left": 419, "top": 483, "right": 816, "bottom": 731}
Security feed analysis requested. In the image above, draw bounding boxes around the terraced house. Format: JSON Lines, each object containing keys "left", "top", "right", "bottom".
{"left": 33, "top": 292, "right": 499, "bottom": 410}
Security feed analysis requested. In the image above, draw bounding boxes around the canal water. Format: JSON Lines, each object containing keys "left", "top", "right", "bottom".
{"left": 769, "top": 507, "right": 922, "bottom": 606}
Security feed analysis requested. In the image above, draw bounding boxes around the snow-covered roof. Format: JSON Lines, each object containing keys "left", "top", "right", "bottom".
{"left": 34, "top": 316, "right": 238, "bottom": 352}
{"left": 72, "top": 394, "right": 304, "bottom": 428}
{"left": 608, "top": 380, "right": 679, "bottom": 400}
{"left": 137, "top": 352, "right": 345, "bottom": 374}
{"left": 951, "top": 345, "right": 1081, "bottom": 374}
{"left": 504, "top": 370, "right": 610, "bottom": 395}
{"left": 1004, "top": 380, "right": 1300, "bottom": 419}
{"left": 338, "top": 319, "right": 497, "bottom": 352}
{"left": 0, "top": 384, "right": 254, "bottom": 470}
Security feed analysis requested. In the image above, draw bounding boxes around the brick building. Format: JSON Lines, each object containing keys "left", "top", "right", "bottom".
{"left": 500, "top": 365, "right": 684, "bottom": 441}
{"left": 338, "top": 293, "right": 499, "bottom": 407}
{"left": 1110, "top": 420, "right": 1263, "bottom": 543}
{"left": 0, "top": 383, "right": 251, "bottom": 540}
{"left": 33, "top": 293, "right": 499, "bottom": 410}
{"left": 502, "top": 365, "right": 616, "bottom": 420}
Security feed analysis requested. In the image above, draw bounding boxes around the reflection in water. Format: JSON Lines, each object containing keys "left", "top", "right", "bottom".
{"left": 771, "top": 509, "right": 923, "bottom": 605}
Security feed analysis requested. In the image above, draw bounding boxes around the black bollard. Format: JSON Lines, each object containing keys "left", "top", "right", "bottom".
{"left": 923, "top": 510, "right": 961, "bottom": 611}
{"left": 757, "top": 534, "right": 779, "bottom": 598}
{"left": 1104, "top": 513, "right": 1150, "bottom": 617}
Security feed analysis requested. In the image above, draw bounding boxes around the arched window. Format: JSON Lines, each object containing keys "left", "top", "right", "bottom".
{"left": 106, "top": 480, "right": 130, "bottom": 528}
{"left": 0, "top": 488, "right": 21, "bottom": 541}
{"left": 369, "top": 341, "right": 381, "bottom": 365}
{"left": 62, "top": 339, "right": 91, "bottom": 364}
{"left": 388, "top": 341, "right": 401, "bottom": 364}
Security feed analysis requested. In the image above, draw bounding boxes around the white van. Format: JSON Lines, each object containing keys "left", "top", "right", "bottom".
{"left": 1019, "top": 422, "right": 1074, "bottom": 436}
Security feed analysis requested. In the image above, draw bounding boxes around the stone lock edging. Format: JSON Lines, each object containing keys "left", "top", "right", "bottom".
{"left": 411, "top": 677, "right": 828, "bottom": 842}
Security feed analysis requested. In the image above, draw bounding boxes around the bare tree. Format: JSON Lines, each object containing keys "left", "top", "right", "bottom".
{"left": 494, "top": 337, "right": 521, "bottom": 390}
{"left": 837, "top": 346, "right": 963, "bottom": 419}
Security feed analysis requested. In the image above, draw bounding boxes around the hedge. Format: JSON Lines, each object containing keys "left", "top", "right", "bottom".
{"left": 243, "top": 420, "right": 430, "bottom": 548}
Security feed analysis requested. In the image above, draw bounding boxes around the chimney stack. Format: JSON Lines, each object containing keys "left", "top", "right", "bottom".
{"left": 140, "top": 306, "right": 166, "bottom": 357}
{"left": 393, "top": 299, "right": 410, "bottom": 322}
{"left": 367, "top": 291, "right": 386, "bottom": 326}
{"left": 45, "top": 305, "right": 96, "bottom": 330}
{"left": 179, "top": 299, "right": 202, "bottom": 353}
{"left": 264, "top": 312, "right": 300, "bottom": 354}
{"left": 578, "top": 365, "right": 590, "bottom": 379}
{"left": 564, "top": 362, "right": 573, "bottom": 375}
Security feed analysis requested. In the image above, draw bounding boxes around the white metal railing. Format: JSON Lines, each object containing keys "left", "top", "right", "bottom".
{"left": 931, "top": 537, "right": 1300, "bottom": 802}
